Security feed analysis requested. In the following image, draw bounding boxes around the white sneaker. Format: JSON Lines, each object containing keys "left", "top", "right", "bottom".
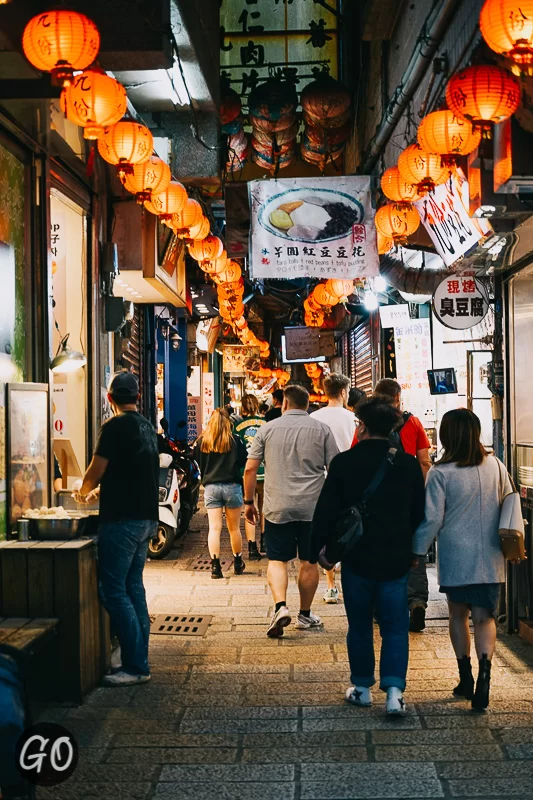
{"left": 267, "top": 606, "right": 292, "bottom": 638}
{"left": 345, "top": 686, "right": 372, "bottom": 707}
{"left": 386, "top": 687, "right": 407, "bottom": 715}
{"left": 323, "top": 587, "right": 339, "bottom": 604}
{"left": 103, "top": 670, "right": 151, "bottom": 687}
{"left": 294, "top": 611, "right": 322, "bottom": 629}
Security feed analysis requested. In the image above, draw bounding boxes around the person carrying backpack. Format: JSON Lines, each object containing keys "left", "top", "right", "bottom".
{"left": 351, "top": 379, "right": 432, "bottom": 632}
{"left": 311, "top": 398, "right": 426, "bottom": 714}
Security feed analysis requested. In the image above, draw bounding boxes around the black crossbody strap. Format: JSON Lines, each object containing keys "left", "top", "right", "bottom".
{"left": 361, "top": 447, "right": 397, "bottom": 508}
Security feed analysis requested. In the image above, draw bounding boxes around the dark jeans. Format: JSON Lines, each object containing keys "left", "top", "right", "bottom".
{"left": 98, "top": 520, "right": 155, "bottom": 676}
{"left": 341, "top": 566, "right": 409, "bottom": 691}
{"left": 408, "top": 556, "right": 429, "bottom": 609}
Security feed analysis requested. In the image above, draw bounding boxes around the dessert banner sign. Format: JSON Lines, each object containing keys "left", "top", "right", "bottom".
{"left": 248, "top": 177, "right": 379, "bottom": 279}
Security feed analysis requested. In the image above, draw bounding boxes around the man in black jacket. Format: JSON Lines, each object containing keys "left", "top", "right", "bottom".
{"left": 310, "top": 398, "right": 425, "bottom": 715}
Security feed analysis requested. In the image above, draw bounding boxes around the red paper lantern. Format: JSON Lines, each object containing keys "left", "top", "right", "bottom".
{"left": 145, "top": 182, "right": 188, "bottom": 220}
{"left": 97, "top": 121, "right": 153, "bottom": 177}
{"left": 377, "top": 230, "right": 394, "bottom": 254}
{"left": 301, "top": 77, "right": 351, "bottom": 122}
{"left": 445, "top": 65, "right": 521, "bottom": 126}
{"left": 171, "top": 199, "right": 203, "bottom": 237}
{"left": 214, "top": 261, "right": 242, "bottom": 284}
{"left": 398, "top": 143, "right": 448, "bottom": 195}
{"left": 418, "top": 110, "right": 481, "bottom": 168}
{"left": 188, "top": 235, "right": 224, "bottom": 264}
{"left": 203, "top": 253, "right": 228, "bottom": 275}
{"left": 123, "top": 156, "right": 171, "bottom": 203}
{"left": 381, "top": 166, "right": 420, "bottom": 203}
{"left": 187, "top": 216, "right": 210, "bottom": 242}
{"left": 375, "top": 203, "right": 420, "bottom": 240}
{"left": 325, "top": 279, "right": 355, "bottom": 300}
{"left": 313, "top": 283, "right": 338, "bottom": 307}
{"left": 60, "top": 69, "right": 126, "bottom": 140}
{"left": 480, "top": 0, "right": 533, "bottom": 70}
{"left": 22, "top": 10, "right": 100, "bottom": 86}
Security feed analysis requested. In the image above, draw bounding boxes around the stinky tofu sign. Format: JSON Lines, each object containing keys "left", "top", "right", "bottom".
{"left": 432, "top": 275, "right": 490, "bottom": 330}
{"left": 284, "top": 327, "right": 336, "bottom": 361}
{"left": 414, "top": 179, "right": 482, "bottom": 267}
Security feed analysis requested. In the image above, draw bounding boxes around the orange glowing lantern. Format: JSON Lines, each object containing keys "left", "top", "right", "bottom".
{"left": 188, "top": 235, "right": 224, "bottom": 264}
{"left": 304, "top": 294, "right": 323, "bottom": 313}
{"left": 381, "top": 166, "right": 420, "bottom": 202}
{"left": 145, "top": 182, "right": 187, "bottom": 220}
{"left": 60, "top": 69, "right": 126, "bottom": 140}
{"left": 398, "top": 143, "right": 448, "bottom": 194}
{"left": 187, "top": 216, "right": 210, "bottom": 241}
{"left": 325, "top": 279, "right": 354, "bottom": 299}
{"left": 123, "top": 156, "right": 171, "bottom": 203}
{"left": 213, "top": 261, "right": 242, "bottom": 284}
{"left": 204, "top": 252, "right": 228, "bottom": 275}
{"left": 171, "top": 199, "right": 203, "bottom": 237}
{"left": 305, "top": 311, "right": 325, "bottom": 328}
{"left": 234, "top": 315, "right": 247, "bottom": 329}
{"left": 22, "top": 10, "right": 100, "bottom": 86}
{"left": 418, "top": 110, "right": 481, "bottom": 168}
{"left": 480, "top": 0, "right": 533, "bottom": 71}
{"left": 97, "top": 121, "right": 153, "bottom": 177}
{"left": 445, "top": 65, "right": 521, "bottom": 127}
{"left": 313, "top": 283, "right": 338, "bottom": 306}
{"left": 377, "top": 230, "right": 394, "bottom": 254}
{"left": 375, "top": 203, "right": 420, "bottom": 240}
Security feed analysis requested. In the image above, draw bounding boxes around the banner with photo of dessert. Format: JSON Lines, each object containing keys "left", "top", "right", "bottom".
{"left": 248, "top": 176, "right": 379, "bottom": 280}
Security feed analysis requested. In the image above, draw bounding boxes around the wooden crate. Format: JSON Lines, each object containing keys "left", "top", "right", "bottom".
{"left": 0, "top": 540, "right": 110, "bottom": 703}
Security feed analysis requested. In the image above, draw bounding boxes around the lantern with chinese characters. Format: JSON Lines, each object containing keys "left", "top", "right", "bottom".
{"left": 218, "top": 280, "right": 243, "bottom": 302}
{"left": 313, "top": 283, "right": 338, "bottom": 307}
{"left": 305, "top": 310, "right": 325, "bottom": 328}
{"left": 418, "top": 110, "right": 481, "bottom": 168}
{"left": 445, "top": 65, "right": 521, "bottom": 127}
{"left": 123, "top": 156, "right": 171, "bottom": 203}
{"left": 97, "top": 121, "right": 153, "bottom": 177}
{"left": 144, "top": 182, "right": 188, "bottom": 220}
{"left": 325, "top": 279, "right": 354, "bottom": 300}
{"left": 171, "top": 199, "right": 203, "bottom": 237}
{"left": 22, "top": 10, "right": 100, "bottom": 86}
{"left": 188, "top": 235, "right": 224, "bottom": 265}
{"left": 377, "top": 230, "right": 394, "bottom": 255}
{"left": 480, "top": 0, "right": 533, "bottom": 72}
{"left": 234, "top": 315, "right": 247, "bottom": 329}
{"left": 381, "top": 166, "right": 420, "bottom": 202}
{"left": 187, "top": 216, "right": 210, "bottom": 242}
{"left": 398, "top": 143, "right": 448, "bottom": 194}
{"left": 60, "top": 69, "right": 126, "bottom": 140}
{"left": 213, "top": 260, "right": 242, "bottom": 284}
{"left": 203, "top": 252, "right": 228, "bottom": 275}
{"left": 375, "top": 203, "right": 420, "bottom": 241}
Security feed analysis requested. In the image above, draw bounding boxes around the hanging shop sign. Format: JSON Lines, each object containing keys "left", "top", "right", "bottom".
{"left": 202, "top": 373, "right": 215, "bottom": 426}
{"left": 414, "top": 178, "right": 482, "bottom": 267}
{"left": 394, "top": 318, "right": 435, "bottom": 424}
{"left": 284, "top": 326, "right": 335, "bottom": 361}
{"left": 223, "top": 345, "right": 261, "bottom": 374}
{"left": 248, "top": 176, "right": 379, "bottom": 280}
{"left": 187, "top": 397, "right": 201, "bottom": 444}
{"left": 432, "top": 275, "right": 490, "bottom": 331}
{"left": 379, "top": 304, "right": 410, "bottom": 329}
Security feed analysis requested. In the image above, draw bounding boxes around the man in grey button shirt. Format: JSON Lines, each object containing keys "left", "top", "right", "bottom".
{"left": 244, "top": 384, "right": 339, "bottom": 638}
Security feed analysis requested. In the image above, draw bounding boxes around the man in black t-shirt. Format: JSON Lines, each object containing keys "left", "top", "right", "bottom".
{"left": 264, "top": 389, "right": 284, "bottom": 422}
{"left": 75, "top": 372, "right": 159, "bottom": 687}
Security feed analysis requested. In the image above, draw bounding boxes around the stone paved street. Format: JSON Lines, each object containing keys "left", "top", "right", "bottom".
{"left": 36, "top": 508, "right": 533, "bottom": 799}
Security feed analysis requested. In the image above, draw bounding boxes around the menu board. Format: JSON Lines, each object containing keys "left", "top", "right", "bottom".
{"left": 222, "top": 346, "right": 261, "bottom": 374}
{"left": 394, "top": 319, "right": 436, "bottom": 424}
{"left": 284, "top": 327, "right": 335, "bottom": 361}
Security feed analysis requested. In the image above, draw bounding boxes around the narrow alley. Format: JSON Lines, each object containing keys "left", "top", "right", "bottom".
{"left": 35, "top": 509, "right": 533, "bottom": 800}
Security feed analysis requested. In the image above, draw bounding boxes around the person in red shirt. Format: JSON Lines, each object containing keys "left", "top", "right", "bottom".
{"left": 352, "top": 379, "right": 432, "bottom": 632}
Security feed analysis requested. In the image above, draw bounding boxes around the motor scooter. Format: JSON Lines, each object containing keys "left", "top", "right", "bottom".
{"left": 148, "top": 453, "right": 181, "bottom": 559}
{"left": 158, "top": 419, "right": 201, "bottom": 537}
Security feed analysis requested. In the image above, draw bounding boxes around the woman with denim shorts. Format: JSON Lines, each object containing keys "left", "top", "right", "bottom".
{"left": 194, "top": 409, "right": 248, "bottom": 579}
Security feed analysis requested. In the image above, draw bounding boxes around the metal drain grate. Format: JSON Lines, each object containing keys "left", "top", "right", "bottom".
{"left": 191, "top": 556, "right": 231, "bottom": 572}
{"left": 150, "top": 614, "right": 213, "bottom": 636}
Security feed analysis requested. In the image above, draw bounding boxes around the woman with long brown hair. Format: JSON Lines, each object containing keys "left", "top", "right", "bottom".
{"left": 193, "top": 409, "right": 248, "bottom": 579}
{"left": 413, "top": 409, "right": 514, "bottom": 712}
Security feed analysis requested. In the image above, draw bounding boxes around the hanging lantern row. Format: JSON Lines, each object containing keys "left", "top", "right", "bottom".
{"left": 304, "top": 362, "right": 325, "bottom": 397}
{"left": 303, "top": 279, "right": 355, "bottom": 329}
{"left": 301, "top": 76, "right": 351, "bottom": 171}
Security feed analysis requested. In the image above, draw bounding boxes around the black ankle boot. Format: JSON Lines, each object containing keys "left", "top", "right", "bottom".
{"left": 233, "top": 554, "right": 246, "bottom": 575}
{"left": 472, "top": 654, "right": 491, "bottom": 712}
{"left": 248, "top": 541, "right": 262, "bottom": 561}
{"left": 211, "top": 557, "right": 223, "bottom": 579}
{"left": 453, "top": 656, "right": 474, "bottom": 700}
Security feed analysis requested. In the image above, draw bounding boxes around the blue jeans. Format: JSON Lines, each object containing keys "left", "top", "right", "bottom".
{"left": 98, "top": 520, "right": 155, "bottom": 676}
{"left": 341, "top": 567, "right": 409, "bottom": 691}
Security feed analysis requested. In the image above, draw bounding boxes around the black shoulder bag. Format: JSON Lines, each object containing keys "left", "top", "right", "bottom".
{"left": 318, "top": 448, "right": 397, "bottom": 570}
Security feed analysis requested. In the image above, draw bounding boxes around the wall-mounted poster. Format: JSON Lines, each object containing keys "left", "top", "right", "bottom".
{"left": 223, "top": 345, "right": 261, "bottom": 374}
{"left": 6, "top": 383, "right": 50, "bottom": 534}
{"left": 248, "top": 176, "right": 379, "bottom": 280}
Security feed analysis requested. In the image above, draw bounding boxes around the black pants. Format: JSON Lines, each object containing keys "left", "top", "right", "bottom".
{"left": 408, "top": 557, "right": 428, "bottom": 608}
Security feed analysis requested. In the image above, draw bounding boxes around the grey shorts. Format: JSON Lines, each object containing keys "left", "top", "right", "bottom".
{"left": 204, "top": 482, "right": 243, "bottom": 510}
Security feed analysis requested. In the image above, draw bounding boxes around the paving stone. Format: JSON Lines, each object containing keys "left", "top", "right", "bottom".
{"left": 505, "top": 743, "right": 533, "bottom": 758}
{"left": 243, "top": 746, "right": 368, "bottom": 763}
{"left": 300, "top": 763, "right": 443, "bottom": 798}
{"left": 423, "top": 713, "right": 533, "bottom": 729}
{"left": 302, "top": 704, "right": 419, "bottom": 718}
{"left": 303, "top": 716, "right": 422, "bottom": 731}
{"left": 112, "top": 734, "right": 239, "bottom": 748}
{"left": 179, "top": 718, "right": 299, "bottom": 734}
{"left": 447, "top": 779, "right": 532, "bottom": 796}
{"left": 65, "top": 765, "right": 158, "bottom": 783}
{"left": 106, "top": 746, "right": 238, "bottom": 763}
{"left": 159, "top": 764, "right": 294, "bottom": 782}
{"left": 182, "top": 706, "right": 299, "bottom": 720}
{"left": 36, "top": 784, "right": 153, "bottom": 799}
{"left": 154, "top": 783, "right": 295, "bottom": 799}
{"left": 437, "top": 761, "right": 533, "bottom": 778}
{"left": 372, "top": 729, "right": 496, "bottom": 744}
{"left": 242, "top": 731, "right": 367, "bottom": 748}
{"left": 498, "top": 728, "right": 533, "bottom": 743}
{"left": 192, "top": 664, "right": 290, "bottom": 674}
{"left": 374, "top": 743, "right": 503, "bottom": 761}
{"left": 240, "top": 652, "right": 335, "bottom": 664}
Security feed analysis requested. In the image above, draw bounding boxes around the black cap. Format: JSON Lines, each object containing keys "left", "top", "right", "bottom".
{"left": 108, "top": 371, "right": 139, "bottom": 401}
